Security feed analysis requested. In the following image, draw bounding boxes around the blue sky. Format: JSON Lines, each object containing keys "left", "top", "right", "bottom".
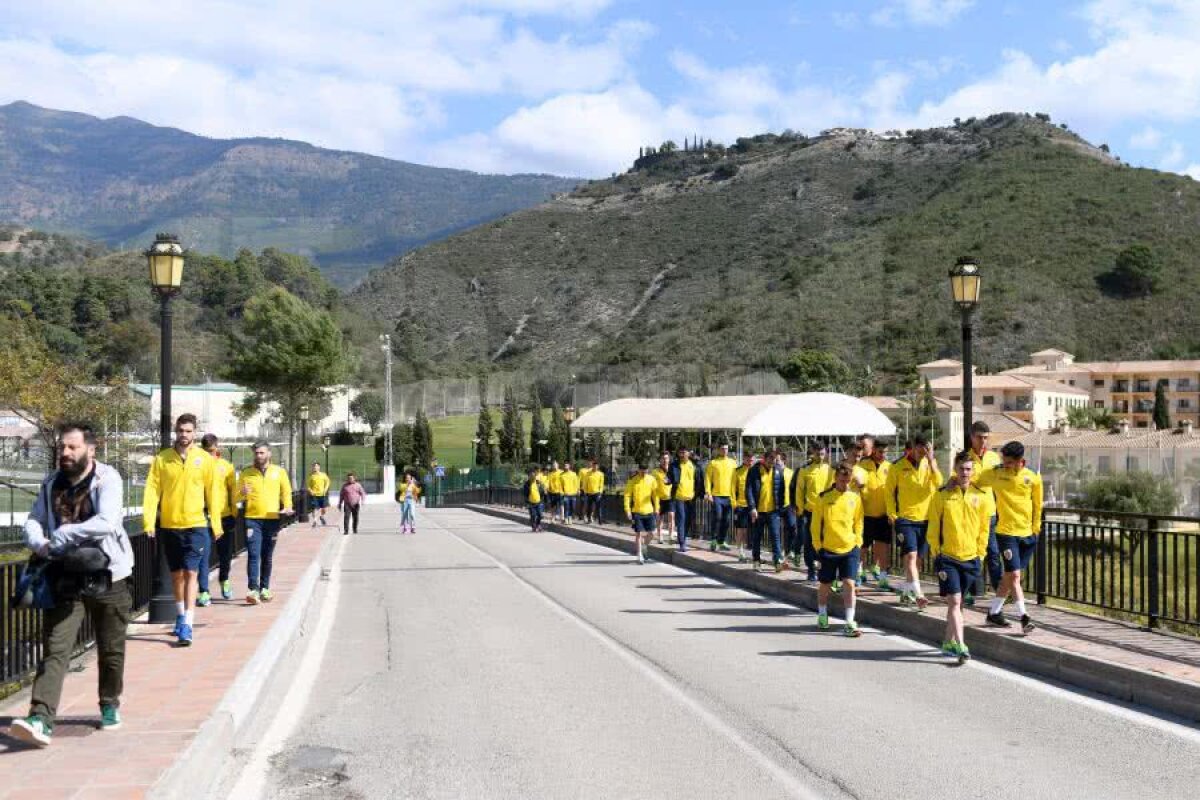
{"left": 1, "top": 1, "right": 1198, "bottom": 178}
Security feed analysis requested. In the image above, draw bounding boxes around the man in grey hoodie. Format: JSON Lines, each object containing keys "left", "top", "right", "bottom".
{"left": 7, "top": 422, "right": 132, "bottom": 748}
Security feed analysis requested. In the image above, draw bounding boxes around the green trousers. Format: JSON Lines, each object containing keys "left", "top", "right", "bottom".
{"left": 29, "top": 579, "right": 131, "bottom": 724}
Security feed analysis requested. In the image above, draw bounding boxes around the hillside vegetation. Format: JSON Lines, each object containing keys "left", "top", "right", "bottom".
{"left": 0, "top": 101, "right": 577, "bottom": 287}
{"left": 348, "top": 113, "right": 1200, "bottom": 390}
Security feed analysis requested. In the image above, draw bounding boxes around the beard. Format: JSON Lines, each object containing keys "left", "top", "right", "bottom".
{"left": 59, "top": 453, "right": 92, "bottom": 479}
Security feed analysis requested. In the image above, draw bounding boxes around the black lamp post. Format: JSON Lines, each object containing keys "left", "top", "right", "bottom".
{"left": 322, "top": 435, "right": 331, "bottom": 475}
{"left": 950, "top": 256, "right": 982, "bottom": 440}
{"left": 298, "top": 405, "right": 310, "bottom": 523}
{"left": 147, "top": 233, "right": 185, "bottom": 624}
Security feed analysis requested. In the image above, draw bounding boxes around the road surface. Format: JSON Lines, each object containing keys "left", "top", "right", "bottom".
{"left": 237, "top": 506, "right": 1200, "bottom": 799}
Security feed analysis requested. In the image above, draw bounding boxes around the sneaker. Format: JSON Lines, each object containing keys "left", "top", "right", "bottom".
{"left": 719, "top": 543, "right": 732, "bottom": 552}
{"left": 710, "top": 540, "right": 717, "bottom": 552}
{"left": 876, "top": 574, "right": 890, "bottom": 591}
{"left": 173, "top": 614, "right": 185, "bottom": 637}
{"left": 791, "top": 554, "right": 802, "bottom": 569}
{"left": 261, "top": 588, "right": 273, "bottom": 603}
{"left": 958, "top": 644, "right": 971, "bottom": 663}
{"left": 941, "top": 640, "right": 957, "bottom": 657}
{"left": 774, "top": 560, "right": 784, "bottom": 573}
{"left": 964, "top": 592, "right": 976, "bottom": 607}
{"left": 916, "top": 595, "right": 929, "bottom": 612}
{"left": 857, "top": 570, "right": 867, "bottom": 584}
{"left": 100, "top": 705, "right": 122, "bottom": 731}
{"left": 985, "top": 612, "right": 1011, "bottom": 628}
{"left": 9, "top": 715, "right": 52, "bottom": 747}
{"left": 1021, "top": 614, "right": 1036, "bottom": 634}
{"left": 832, "top": 583, "right": 842, "bottom": 594}
{"left": 898, "top": 592, "right": 914, "bottom": 607}
{"left": 177, "top": 623, "right": 193, "bottom": 647}
{"left": 737, "top": 551, "right": 747, "bottom": 563}
{"left": 246, "top": 590, "right": 260, "bottom": 605}
{"left": 842, "top": 621, "right": 861, "bottom": 638}
{"left": 197, "top": 591, "right": 211, "bottom": 607}
{"left": 221, "top": 580, "right": 233, "bottom": 600}
{"left": 805, "top": 571, "right": 818, "bottom": 583}
{"left": 817, "top": 612, "right": 829, "bottom": 630}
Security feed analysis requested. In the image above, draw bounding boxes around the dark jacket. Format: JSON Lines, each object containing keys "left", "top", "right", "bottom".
{"left": 666, "top": 459, "right": 705, "bottom": 501}
{"left": 745, "top": 464, "right": 788, "bottom": 513}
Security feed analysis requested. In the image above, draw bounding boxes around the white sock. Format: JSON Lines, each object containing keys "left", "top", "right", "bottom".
{"left": 175, "top": 601, "right": 185, "bottom": 616}
{"left": 990, "top": 596, "right": 1006, "bottom": 614}
{"left": 818, "top": 605, "right": 827, "bottom": 615}
{"left": 1016, "top": 599, "right": 1027, "bottom": 616}
{"left": 184, "top": 609, "right": 194, "bottom": 625}
{"left": 845, "top": 605, "right": 856, "bottom": 624}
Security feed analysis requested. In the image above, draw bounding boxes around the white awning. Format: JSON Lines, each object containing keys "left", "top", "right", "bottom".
{"left": 570, "top": 393, "right": 896, "bottom": 437}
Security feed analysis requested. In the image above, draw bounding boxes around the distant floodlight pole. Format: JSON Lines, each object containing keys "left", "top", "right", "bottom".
{"left": 380, "top": 334, "right": 393, "bottom": 467}
{"left": 950, "top": 256, "right": 982, "bottom": 441}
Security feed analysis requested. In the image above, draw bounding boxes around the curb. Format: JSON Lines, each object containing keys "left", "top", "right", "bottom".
{"left": 465, "top": 504, "right": 1200, "bottom": 724}
{"left": 149, "top": 532, "right": 340, "bottom": 800}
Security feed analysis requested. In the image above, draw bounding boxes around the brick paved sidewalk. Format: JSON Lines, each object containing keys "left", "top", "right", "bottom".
{"left": 526, "top": 509, "right": 1200, "bottom": 694}
{"left": 0, "top": 524, "right": 335, "bottom": 800}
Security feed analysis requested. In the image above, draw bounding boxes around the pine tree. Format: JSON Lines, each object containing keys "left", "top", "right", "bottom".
{"left": 499, "top": 386, "right": 524, "bottom": 463}
{"left": 548, "top": 403, "right": 569, "bottom": 464}
{"left": 412, "top": 410, "right": 433, "bottom": 466}
{"left": 529, "top": 386, "right": 547, "bottom": 464}
{"left": 474, "top": 405, "right": 495, "bottom": 466}
{"left": 1153, "top": 380, "right": 1171, "bottom": 430}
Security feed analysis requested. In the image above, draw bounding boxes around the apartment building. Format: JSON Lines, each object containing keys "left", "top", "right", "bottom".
{"left": 1001, "top": 348, "right": 1200, "bottom": 429}
{"left": 916, "top": 361, "right": 1090, "bottom": 430}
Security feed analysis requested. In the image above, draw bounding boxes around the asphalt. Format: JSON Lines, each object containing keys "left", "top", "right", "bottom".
{"left": 250, "top": 507, "right": 1200, "bottom": 800}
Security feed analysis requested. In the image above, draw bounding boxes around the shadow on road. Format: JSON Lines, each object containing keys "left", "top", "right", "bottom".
{"left": 760, "top": 648, "right": 952, "bottom": 665}
{"left": 678, "top": 624, "right": 824, "bottom": 635}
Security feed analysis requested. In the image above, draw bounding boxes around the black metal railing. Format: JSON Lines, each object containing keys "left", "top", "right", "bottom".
{"left": 440, "top": 487, "right": 1200, "bottom": 633}
{"left": 2, "top": 515, "right": 251, "bottom": 692}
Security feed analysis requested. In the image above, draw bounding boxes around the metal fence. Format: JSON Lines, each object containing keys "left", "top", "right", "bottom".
{"left": 1, "top": 515, "right": 251, "bottom": 692}
{"left": 438, "top": 485, "right": 1200, "bottom": 633}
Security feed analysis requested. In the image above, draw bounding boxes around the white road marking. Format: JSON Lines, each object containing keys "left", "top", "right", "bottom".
{"left": 433, "top": 513, "right": 830, "bottom": 800}
{"left": 228, "top": 535, "right": 347, "bottom": 800}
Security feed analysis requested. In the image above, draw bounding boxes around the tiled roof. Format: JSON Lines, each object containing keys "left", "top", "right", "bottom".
{"left": 930, "top": 374, "right": 1089, "bottom": 396}
{"left": 918, "top": 358, "right": 963, "bottom": 368}
{"left": 1012, "top": 427, "right": 1200, "bottom": 449}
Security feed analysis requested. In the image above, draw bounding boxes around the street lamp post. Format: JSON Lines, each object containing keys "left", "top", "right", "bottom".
{"left": 323, "top": 435, "right": 331, "bottom": 475}
{"left": 298, "top": 405, "right": 310, "bottom": 523}
{"left": 950, "top": 256, "right": 982, "bottom": 443}
{"left": 147, "top": 233, "right": 185, "bottom": 624}
{"left": 380, "top": 334, "right": 395, "bottom": 499}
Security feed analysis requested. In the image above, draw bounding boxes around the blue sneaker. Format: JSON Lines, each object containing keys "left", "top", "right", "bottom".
{"left": 177, "top": 623, "right": 193, "bottom": 647}
{"left": 173, "top": 614, "right": 185, "bottom": 637}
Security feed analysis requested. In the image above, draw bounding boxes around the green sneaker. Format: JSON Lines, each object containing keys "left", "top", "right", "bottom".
{"left": 719, "top": 542, "right": 732, "bottom": 552}
{"left": 898, "top": 591, "right": 914, "bottom": 606}
{"left": 941, "top": 640, "right": 957, "bottom": 656}
{"left": 737, "top": 552, "right": 747, "bottom": 563}
{"left": 832, "top": 583, "right": 842, "bottom": 594}
{"left": 877, "top": 574, "right": 890, "bottom": 591}
{"left": 957, "top": 644, "right": 971, "bottom": 662}
{"left": 817, "top": 612, "right": 830, "bottom": 630}
{"left": 774, "top": 560, "right": 784, "bottom": 573}
{"left": 246, "top": 590, "right": 260, "bottom": 605}
{"left": 221, "top": 580, "right": 233, "bottom": 600}
{"left": 197, "top": 591, "right": 211, "bottom": 607}
{"left": 857, "top": 570, "right": 867, "bottom": 584}
{"left": 260, "top": 588, "right": 273, "bottom": 603}
{"left": 710, "top": 540, "right": 717, "bottom": 552}
{"left": 791, "top": 554, "right": 801, "bottom": 569}
{"left": 9, "top": 714, "right": 52, "bottom": 747}
{"left": 100, "top": 705, "right": 122, "bottom": 731}
{"left": 964, "top": 592, "right": 976, "bottom": 607}
{"left": 842, "top": 621, "right": 861, "bottom": 638}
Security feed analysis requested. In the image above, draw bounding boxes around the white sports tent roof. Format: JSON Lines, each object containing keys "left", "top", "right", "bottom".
{"left": 570, "top": 393, "right": 896, "bottom": 437}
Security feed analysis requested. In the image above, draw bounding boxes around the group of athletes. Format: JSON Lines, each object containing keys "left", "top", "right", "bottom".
{"left": 522, "top": 420, "right": 1043, "bottom": 661}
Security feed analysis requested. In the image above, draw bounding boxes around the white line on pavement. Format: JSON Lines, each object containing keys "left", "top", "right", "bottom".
{"left": 432, "top": 513, "right": 832, "bottom": 800}
{"left": 228, "top": 535, "right": 347, "bottom": 800}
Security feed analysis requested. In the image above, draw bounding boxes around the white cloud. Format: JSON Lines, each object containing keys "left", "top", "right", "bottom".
{"left": 870, "top": 0, "right": 975, "bottom": 27}
{"left": 1160, "top": 141, "right": 1186, "bottom": 170}
{"left": 1129, "top": 126, "right": 1162, "bottom": 149}
{"left": 1185, "top": 164, "right": 1200, "bottom": 180}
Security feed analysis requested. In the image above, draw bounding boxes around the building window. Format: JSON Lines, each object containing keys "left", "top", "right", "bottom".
{"left": 1098, "top": 456, "right": 1111, "bottom": 474}
{"left": 1135, "top": 421, "right": 1149, "bottom": 428}
{"left": 950, "top": 395, "right": 960, "bottom": 402}
{"left": 1068, "top": 379, "right": 1076, "bottom": 386}
{"left": 1094, "top": 400, "right": 1105, "bottom": 409}
{"left": 1181, "top": 398, "right": 1192, "bottom": 410}
{"left": 982, "top": 395, "right": 995, "bottom": 406}
{"left": 1094, "top": 379, "right": 1105, "bottom": 387}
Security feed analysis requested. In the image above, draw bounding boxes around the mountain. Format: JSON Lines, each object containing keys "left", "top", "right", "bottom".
{"left": 347, "top": 113, "right": 1200, "bottom": 388}
{"left": 0, "top": 101, "right": 577, "bottom": 287}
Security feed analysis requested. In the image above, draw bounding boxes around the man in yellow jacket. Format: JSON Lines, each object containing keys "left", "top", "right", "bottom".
{"left": 200, "top": 433, "right": 238, "bottom": 603}
{"left": 704, "top": 443, "right": 737, "bottom": 553}
{"left": 240, "top": 441, "right": 294, "bottom": 605}
{"left": 967, "top": 420, "right": 1003, "bottom": 603}
{"left": 855, "top": 436, "right": 892, "bottom": 589}
{"left": 624, "top": 463, "right": 660, "bottom": 564}
{"left": 732, "top": 451, "right": 755, "bottom": 562}
{"left": 522, "top": 466, "right": 545, "bottom": 532}
{"left": 580, "top": 458, "right": 607, "bottom": 524}
{"left": 794, "top": 442, "right": 834, "bottom": 581}
{"left": 546, "top": 461, "right": 563, "bottom": 523}
{"left": 559, "top": 461, "right": 581, "bottom": 523}
{"left": 142, "top": 414, "right": 222, "bottom": 646}
{"left": 884, "top": 433, "right": 943, "bottom": 610}
{"left": 978, "top": 440, "right": 1044, "bottom": 634}
{"left": 651, "top": 452, "right": 674, "bottom": 544}
{"left": 812, "top": 462, "right": 864, "bottom": 637}
{"left": 307, "top": 463, "right": 332, "bottom": 528}
{"left": 928, "top": 451, "right": 991, "bottom": 662}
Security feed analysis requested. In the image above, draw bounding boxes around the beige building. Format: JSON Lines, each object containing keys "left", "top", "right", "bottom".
{"left": 1001, "top": 349, "right": 1200, "bottom": 430}
{"left": 918, "top": 363, "right": 1090, "bottom": 430}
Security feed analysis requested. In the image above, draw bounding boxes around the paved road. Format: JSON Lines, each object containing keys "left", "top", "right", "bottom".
{"left": 248, "top": 507, "right": 1200, "bottom": 799}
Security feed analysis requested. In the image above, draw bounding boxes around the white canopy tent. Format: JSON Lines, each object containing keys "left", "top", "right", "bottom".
{"left": 570, "top": 393, "right": 896, "bottom": 438}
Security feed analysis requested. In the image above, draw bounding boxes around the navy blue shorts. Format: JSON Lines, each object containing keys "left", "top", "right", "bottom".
{"left": 632, "top": 513, "right": 656, "bottom": 533}
{"left": 160, "top": 527, "right": 208, "bottom": 572}
{"left": 997, "top": 534, "right": 1037, "bottom": 573}
{"left": 734, "top": 507, "right": 750, "bottom": 529}
{"left": 817, "top": 547, "right": 861, "bottom": 584}
{"left": 936, "top": 555, "right": 980, "bottom": 596}
{"left": 310, "top": 495, "right": 329, "bottom": 510}
{"left": 863, "top": 516, "right": 891, "bottom": 544}
{"left": 896, "top": 519, "right": 929, "bottom": 556}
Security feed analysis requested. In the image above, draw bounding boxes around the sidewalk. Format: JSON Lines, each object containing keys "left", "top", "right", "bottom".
{"left": 0, "top": 522, "right": 336, "bottom": 800}
{"left": 470, "top": 504, "right": 1200, "bottom": 724}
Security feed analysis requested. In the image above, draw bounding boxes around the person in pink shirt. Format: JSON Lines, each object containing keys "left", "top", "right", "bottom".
{"left": 338, "top": 473, "right": 367, "bottom": 535}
